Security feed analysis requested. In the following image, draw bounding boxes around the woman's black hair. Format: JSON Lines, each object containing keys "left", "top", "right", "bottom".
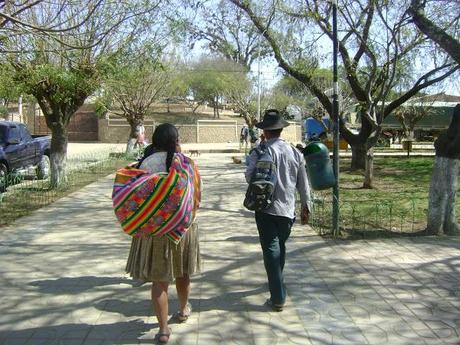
{"left": 137, "top": 123, "right": 178, "bottom": 170}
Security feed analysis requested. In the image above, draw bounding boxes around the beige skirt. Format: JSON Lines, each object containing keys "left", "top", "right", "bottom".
{"left": 125, "top": 223, "right": 201, "bottom": 282}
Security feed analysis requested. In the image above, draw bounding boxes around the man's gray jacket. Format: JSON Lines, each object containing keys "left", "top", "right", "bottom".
{"left": 245, "top": 137, "right": 312, "bottom": 219}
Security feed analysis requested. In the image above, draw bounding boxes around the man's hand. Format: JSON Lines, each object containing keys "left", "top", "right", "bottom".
{"left": 301, "top": 206, "right": 310, "bottom": 225}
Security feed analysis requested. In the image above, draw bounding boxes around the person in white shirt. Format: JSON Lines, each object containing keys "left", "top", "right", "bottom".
{"left": 245, "top": 109, "right": 312, "bottom": 312}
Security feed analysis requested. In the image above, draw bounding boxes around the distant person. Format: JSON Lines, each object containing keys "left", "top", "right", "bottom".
{"left": 240, "top": 124, "right": 249, "bottom": 151}
{"left": 124, "top": 124, "right": 201, "bottom": 344}
{"left": 135, "top": 123, "right": 146, "bottom": 149}
{"left": 245, "top": 109, "right": 312, "bottom": 312}
{"left": 245, "top": 133, "right": 266, "bottom": 166}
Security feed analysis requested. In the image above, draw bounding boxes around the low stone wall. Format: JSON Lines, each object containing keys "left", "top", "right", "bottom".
{"left": 197, "top": 120, "right": 238, "bottom": 143}
{"left": 98, "top": 118, "right": 302, "bottom": 144}
{"left": 281, "top": 124, "right": 302, "bottom": 143}
{"left": 176, "top": 125, "right": 197, "bottom": 143}
{"left": 98, "top": 119, "right": 198, "bottom": 143}
{"left": 98, "top": 119, "right": 156, "bottom": 144}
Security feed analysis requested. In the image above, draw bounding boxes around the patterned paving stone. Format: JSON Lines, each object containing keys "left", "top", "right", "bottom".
{"left": 1, "top": 154, "right": 460, "bottom": 345}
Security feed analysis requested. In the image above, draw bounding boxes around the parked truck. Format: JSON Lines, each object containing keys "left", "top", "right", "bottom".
{"left": 0, "top": 121, "right": 51, "bottom": 191}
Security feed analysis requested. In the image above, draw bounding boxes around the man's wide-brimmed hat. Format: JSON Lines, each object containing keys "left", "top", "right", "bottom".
{"left": 255, "top": 109, "right": 290, "bottom": 130}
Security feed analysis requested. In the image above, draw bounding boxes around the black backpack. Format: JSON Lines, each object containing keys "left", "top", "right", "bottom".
{"left": 243, "top": 143, "right": 277, "bottom": 211}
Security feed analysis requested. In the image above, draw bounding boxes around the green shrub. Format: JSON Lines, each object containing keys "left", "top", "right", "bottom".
{"left": 0, "top": 105, "right": 9, "bottom": 120}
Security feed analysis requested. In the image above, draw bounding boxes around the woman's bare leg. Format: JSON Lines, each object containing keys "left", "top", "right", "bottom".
{"left": 151, "top": 281, "right": 170, "bottom": 334}
{"left": 175, "top": 274, "right": 191, "bottom": 314}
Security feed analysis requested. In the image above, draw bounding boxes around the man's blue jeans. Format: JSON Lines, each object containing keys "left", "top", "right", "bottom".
{"left": 255, "top": 212, "right": 294, "bottom": 305}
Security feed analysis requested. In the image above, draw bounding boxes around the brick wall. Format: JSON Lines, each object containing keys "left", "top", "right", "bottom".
{"left": 68, "top": 104, "right": 98, "bottom": 141}
{"left": 29, "top": 104, "right": 99, "bottom": 142}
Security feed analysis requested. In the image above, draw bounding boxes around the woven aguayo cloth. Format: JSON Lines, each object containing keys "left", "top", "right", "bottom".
{"left": 112, "top": 153, "right": 201, "bottom": 244}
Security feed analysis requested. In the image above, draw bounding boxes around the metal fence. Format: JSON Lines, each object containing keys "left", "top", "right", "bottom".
{"left": 309, "top": 190, "right": 460, "bottom": 237}
{"left": 0, "top": 148, "right": 129, "bottom": 225}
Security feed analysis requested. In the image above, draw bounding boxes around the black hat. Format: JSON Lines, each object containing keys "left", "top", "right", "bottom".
{"left": 255, "top": 109, "right": 290, "bottom": 130}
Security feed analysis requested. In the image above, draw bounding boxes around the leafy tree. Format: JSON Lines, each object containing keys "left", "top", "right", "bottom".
{"left": 187, "top": 57, "right": 246, "bottom": 119}
{"left": 229, "top": 0, "right": 459, "bottom": 188}
{"left": 408, "top": 0, "right": 460, "bottom": 235}
{"left": 393, "top": 102, "right": 433, "bottom": 140}
{"left": 217, "top": 61, "right": 265, "bottom": 126}
{"left": 12, "top": 60, "right": 110, "bottom": 187}
{"left": 183, "top": 0, "right": 272, "bottom": 70}
{"left": 6, "top": 0, "right": 164, "bottom": 187}
{"left": 425, "top": 104, "right": 460, "bottom": 235}
{"left": 0, "top": 1, "right": 113, "bottom": 52}
{"left": 0, "top": 63, "right": 21, "bottom": 108}
{"left": 164, "top": 63, "right": 202, "bottom": 114}
{"left": 0, "top": 105, "right": 8, "bottom": 120}
{"left": 271, "top": 69, "right": 335, "bottom": 119}
{"left": 409, "top": 0, "right": 460, "bottom": 65}
{"left": 98, "top": 49, "right": 171, "bottom": 153}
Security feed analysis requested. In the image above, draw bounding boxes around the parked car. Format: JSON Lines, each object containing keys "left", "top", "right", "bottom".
{"left": 0, "top": 121, "right": 51, "bottom": 192}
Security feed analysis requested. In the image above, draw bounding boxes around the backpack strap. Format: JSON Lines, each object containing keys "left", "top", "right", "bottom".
{"left": 249, "top": 141, "right": 267, "bottom": 159}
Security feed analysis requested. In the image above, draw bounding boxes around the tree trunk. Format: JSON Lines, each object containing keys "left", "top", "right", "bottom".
{"left": 126, "top": 119, "right": 143, "bottom": 155}
{"left": 409, "top": 0, "right": 460, "bottom": 65}
{"left": 426, "top": 156, "right": 460, "bottom": 235}
{"left": 213, "top": 96, "right": 220, "bottom": 119}
{"left": 49, "top": 124, "right": 68, "bottom": 188}
{"left": 349, "top": 143, "right": 367, "bottom": 170}
{"left": 363, "top": 148, "right": 374, "bottom": 188}
{"left": 192, "top": 103, "right": 200, "bottom": 114}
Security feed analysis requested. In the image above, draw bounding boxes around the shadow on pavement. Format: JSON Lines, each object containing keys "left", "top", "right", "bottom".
{"left": 0, "top": 320, "right": 155, "bottom": 345}
{"left": 29, "top": 276, "right": 137, "bottom": 294}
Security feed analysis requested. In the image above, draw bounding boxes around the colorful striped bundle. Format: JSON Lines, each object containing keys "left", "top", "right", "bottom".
{"left": 112, "top": 153, "right": 201, "bottom": 244}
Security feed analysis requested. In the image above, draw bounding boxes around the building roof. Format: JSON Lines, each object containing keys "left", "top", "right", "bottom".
{"left": 383, "top": 103, "right": 455, "bottom": 129}
{"left": 408, "top": 93, "right": 460, "bottom": 104}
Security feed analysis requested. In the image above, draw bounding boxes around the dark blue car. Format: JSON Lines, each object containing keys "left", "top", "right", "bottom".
{"left": 0, "top": 121, "right": 51, "bottom": 191}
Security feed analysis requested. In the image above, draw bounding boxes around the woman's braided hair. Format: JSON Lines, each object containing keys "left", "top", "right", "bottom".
{"left": 138, "top": 123, "right": 178, "bottom": 170}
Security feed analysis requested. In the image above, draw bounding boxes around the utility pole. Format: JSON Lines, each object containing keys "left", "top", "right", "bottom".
{"left": 256, "top": 41, "right": 261, "bottom": 122}
{"left": 18, "top": 95, "right": 23, "bottom": 122}
{"left": 332, "top": 0, "right": 340, "bottom": 237}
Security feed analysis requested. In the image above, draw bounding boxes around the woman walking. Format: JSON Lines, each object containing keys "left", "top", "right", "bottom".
{"left": 117, "top": 123, "right": 201, "bottom": 344}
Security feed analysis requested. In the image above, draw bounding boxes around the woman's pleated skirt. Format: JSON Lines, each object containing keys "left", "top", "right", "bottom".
{"left": 126, "top": 222, "right": 200, "bottom": 282}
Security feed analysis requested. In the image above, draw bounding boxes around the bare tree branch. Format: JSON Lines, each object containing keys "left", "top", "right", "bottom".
{"left": 409, "top": 0, "right": 460, "bottom": 65}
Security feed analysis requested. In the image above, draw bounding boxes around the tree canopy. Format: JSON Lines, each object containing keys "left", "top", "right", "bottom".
{"left": 229, "top": 0, "right": 459, "bottom": 188}
{"left": 4, "top": 0, "right": 165, "bottom": 187}
{"left": 182, "top": 0, "right": 272, "bottom": 70}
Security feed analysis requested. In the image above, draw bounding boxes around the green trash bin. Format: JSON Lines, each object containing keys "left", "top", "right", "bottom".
{"left": 303, "top": 141, "right": 336, "bottom": 190}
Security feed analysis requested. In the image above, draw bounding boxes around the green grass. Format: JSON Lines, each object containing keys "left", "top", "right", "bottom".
{"left": 311, "top": 157, "right": 460, "bottom": 238}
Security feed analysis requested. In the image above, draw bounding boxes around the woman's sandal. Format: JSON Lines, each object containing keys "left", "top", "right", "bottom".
{"left": 175, "top": 302, "right": 192, "bottom": 323}
{"left": 157, "top": 327, "right": 171, "bottom": 344}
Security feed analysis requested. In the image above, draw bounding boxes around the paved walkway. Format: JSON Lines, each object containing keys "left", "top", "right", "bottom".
{"left": 0, "top": 153, "right": 459, "bottom": 345}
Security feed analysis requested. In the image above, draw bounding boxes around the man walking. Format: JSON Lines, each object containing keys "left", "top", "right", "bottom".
{"left": 245, "top": 109, "right": 312, "bottom": 312}
{"left": 240, "top": 124, "right": 249, "bottom": 152}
